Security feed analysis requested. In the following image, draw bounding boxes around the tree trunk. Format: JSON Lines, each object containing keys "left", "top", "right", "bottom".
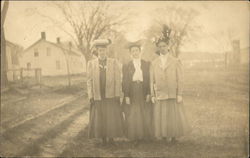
{"left": 79, "top": 43, "right": 93, "bottom": 66}
{"left": 1, "top": 28, "right": 8, "bottom": 89}
{"left": 172, "top": 42, "right": 181, "bottom": 58}
{"left": 1, "top": 0, "right": 9, "bottom": 90}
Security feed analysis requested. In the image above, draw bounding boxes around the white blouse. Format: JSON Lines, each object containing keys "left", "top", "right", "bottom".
{"left": 160, "top": 53, "right": 168, "bottom": 68}
{"left": 132, "top": 59, "right": 143, "bottom": 81}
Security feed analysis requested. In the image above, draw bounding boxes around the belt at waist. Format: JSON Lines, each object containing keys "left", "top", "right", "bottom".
{"left": 132, "top": 80, "right": 143, "bottom": 83}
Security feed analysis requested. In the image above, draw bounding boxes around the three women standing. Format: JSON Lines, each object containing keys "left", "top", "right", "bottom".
{"left": 87, "top": 29, "right": 191, "bottom": 145}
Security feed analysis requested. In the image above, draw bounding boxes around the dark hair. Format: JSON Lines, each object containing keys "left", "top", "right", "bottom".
{"left": 92, "top": 50, "right": 98, "bottom": 56}
{"left": 129, "top": 45, "right": 141, "bottom": 52}
{"left": 156, "top": 40, "right": 169, "bottom": 47}
{"left": 96, "top": 45, "right": 108, "bottom": 49}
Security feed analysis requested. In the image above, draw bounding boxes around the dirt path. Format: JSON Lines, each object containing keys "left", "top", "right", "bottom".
{"left": 0, "top": 95, "right": 89, "bottom": 156}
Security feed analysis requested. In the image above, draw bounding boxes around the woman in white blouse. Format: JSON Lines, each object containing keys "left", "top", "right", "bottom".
{"left": 122, "top": 40, "right": 152, "bottom": 145}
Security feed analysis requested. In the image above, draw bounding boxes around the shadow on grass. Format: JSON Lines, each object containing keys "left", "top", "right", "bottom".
{"left": 18, "top": 107, "right": 87, "bottom": 156}
{"left": 59, "top": 125, "right": 248, "bottom": 158}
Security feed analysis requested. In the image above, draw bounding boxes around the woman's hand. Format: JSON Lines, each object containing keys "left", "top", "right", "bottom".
{"left": 146, "top": 95, "right": 151, "bottom": 102}
{"left": 177, "top": 95, "right": 183, "bottom": 103}
{"left": 90, "top": 98, "right": 94, "bottom": 104}
{"left": 125, "top": 97, "right": 131, "bottom": 105}
{"left": 120, "top": 97, "right": 123, "bottom": 105}
{"left": 151, "top": 96, "right": 156, "bottom": 104}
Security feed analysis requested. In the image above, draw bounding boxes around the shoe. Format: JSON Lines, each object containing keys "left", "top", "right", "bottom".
{"left": 102, "top": 137, "right": 107, "bottom": 145}
{"left": 133, "top": 140, "right": 140, "bottom": 147}
{"left": 108, "top": 138, "right": 116, "bottom": 146}
{"left": 170, "top": 137, "right": 178, "bottom": 144}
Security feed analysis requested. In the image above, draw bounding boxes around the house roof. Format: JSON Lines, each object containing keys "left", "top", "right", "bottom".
{"left": 23, "top": 38, "right": 81, "bottom": 57}
{"left": 6, "top": 40, "right": 22, "bottom": 48}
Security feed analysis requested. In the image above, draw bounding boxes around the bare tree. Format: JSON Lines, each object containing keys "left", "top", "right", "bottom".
{"left": 1, "top": 0, "right": 10, "bottom": 89}
{"left": 146, "top": 6, "right": 201, "bottom": 58}
{"left": 33, "top": 1, "right": 129, "bottom": 62}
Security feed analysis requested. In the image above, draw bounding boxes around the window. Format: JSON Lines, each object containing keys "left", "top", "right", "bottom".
{"left": 34, "top": 48, "right": 39, "bottom": 57}
{"left": 27, "top": 62, "right": 31, "bottom": 69}
{"left": 34, "top": 52, "right": 39, "bottom": 57}
{"left": 47, "top": 47, "right": 51, "bottom": 56}
{"left": 56, "top": 60, "right": 61, "bottom": 70}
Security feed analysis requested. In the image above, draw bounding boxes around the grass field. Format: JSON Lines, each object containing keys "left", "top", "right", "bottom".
{"left": 60, "top": 64, "right": 249, "bottom": 158}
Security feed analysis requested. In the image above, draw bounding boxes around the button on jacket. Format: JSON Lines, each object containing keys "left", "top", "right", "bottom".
{"left": 150, "top": 54, "right": 183, "bottom": 100}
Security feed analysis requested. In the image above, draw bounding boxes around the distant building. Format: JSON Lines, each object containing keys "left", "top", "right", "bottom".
{"left": 239, "top": 47, "right": 249, "bottom": 65}
{"left": 179, "top": 51, "right": 225, "bottom": 67}
{"left": 225, "top": 40, "right": 249, "bottom": 65}
{"left": 5, "top": 40, "right": 23, "bottom": 81}
{"left": 20, "top": 32, "right": 86, "bottom": 76}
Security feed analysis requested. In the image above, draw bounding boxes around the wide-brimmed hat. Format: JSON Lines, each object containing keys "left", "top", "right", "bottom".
{"left": 93, "top": 39, "right": 112, "bottom": 48}
{"left": 125, "top": 40, "right": 143, "bottom": 50}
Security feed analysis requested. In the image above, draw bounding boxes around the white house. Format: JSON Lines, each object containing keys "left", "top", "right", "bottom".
{"left": 20, "top": 32, "right": 86, "bottom": 76}
{"left": 5, "top": 40, "right": 23, "bottom": 81}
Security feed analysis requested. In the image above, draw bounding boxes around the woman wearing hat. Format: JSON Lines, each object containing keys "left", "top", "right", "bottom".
{"left": 122, "top": 40, "right": 152, "bottom": 144}
{"left": 87, "top": 39, "right": 123, "bottom": 145}
{"left": 150, "top": 25, "right": 191, "bottom": 143}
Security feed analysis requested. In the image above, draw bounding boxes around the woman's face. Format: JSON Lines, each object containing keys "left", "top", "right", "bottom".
{"left": 157, "top": 41, "right": 169, "bottom": 55}
{"left": 130, "top": 46, "right": 142, "bottom": 59}
{"left": 97, "top": 47, "right": 107, "bottom": 60}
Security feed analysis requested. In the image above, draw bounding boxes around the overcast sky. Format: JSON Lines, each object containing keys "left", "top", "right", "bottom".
{"left": 3, "top": 1, "right": 249, "bottom": 53}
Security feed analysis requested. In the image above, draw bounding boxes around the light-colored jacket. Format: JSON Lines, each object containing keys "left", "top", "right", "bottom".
{"left": 150, "top": 54, "right": 183, "bottom": 100}
{"left": 87, "top": 58, "right": 122, "bottom": 100}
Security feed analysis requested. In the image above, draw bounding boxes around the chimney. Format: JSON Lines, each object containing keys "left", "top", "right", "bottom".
{"left": 69, "top": 42, "right": 72, "bottom": 50}
{"left": 57, "top": 37, "right": 61, "bottom": 44}
{"left": 41, "top": 32, "right": 46, "bottom": 40}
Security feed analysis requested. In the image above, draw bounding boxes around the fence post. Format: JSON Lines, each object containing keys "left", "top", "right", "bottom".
{"left": 20, "top": 68, "right": 23, "bottom": 84}
{"left": 35, "top": 68, "right": 41, "bottom": 85}
{"left": 35, "top": 69, "right": 38, "bottom": 84}
{"left": 39, "top": 68, "right": 42, "bottom": 88}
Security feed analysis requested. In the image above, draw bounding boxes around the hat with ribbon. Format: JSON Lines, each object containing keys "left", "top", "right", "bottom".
{"left": 93, "top": 39, "right": 112, "bottom": 48}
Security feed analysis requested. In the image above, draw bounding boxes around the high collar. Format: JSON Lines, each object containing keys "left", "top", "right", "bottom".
{"left": 160, "top": 53, "right": 169, "bottom": 59}
{"left": 98, "top": 58, "right": 107, "bottom": 66}
{"left": 157, "top": 53, "right": 172, "bottom": 70}
{"left": 98, "top": 57, "right": 107, "bottom": 62}
{"left": 132, "top": 58, "right": 141, "bottom": 64}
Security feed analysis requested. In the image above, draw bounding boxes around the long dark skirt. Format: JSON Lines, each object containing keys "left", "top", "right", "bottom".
{"left": 88, "top": 98, "right": 124, "bottom": 139}
{"left": 126, "top": 82, "right": 153, "bottom": 140}
{"left": 153, "top": 99, "right": 191, "bottom": 139}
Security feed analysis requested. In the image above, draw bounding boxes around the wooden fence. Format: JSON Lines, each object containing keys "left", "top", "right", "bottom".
{"left": 7, "top": 68, "right": 42, "bottom": 87}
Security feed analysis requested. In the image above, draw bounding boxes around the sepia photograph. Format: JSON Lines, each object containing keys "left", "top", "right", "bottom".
{"left": 0, "top": 0, "right": 249, "bottom": 157}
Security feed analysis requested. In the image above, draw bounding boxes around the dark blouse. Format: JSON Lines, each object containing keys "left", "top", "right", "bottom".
{"left": 99, "top": 58, "right": 107, "bottom": 99}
